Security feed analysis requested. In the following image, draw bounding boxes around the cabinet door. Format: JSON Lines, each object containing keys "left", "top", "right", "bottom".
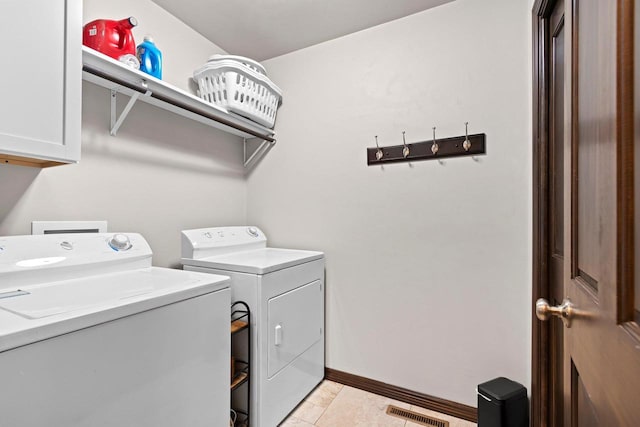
{"left": 0, "top": 0, "right": 81, "bottom": 166}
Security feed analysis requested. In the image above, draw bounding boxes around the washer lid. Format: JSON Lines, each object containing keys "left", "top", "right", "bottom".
{"left": 182, "top": 248, "right": 324, "bottom": 274}
{"left": 0, "top": 267, "right": 229, "bottom": 352}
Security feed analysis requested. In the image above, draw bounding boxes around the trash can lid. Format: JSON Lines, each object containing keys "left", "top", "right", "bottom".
{"left": 478, "top": 377, "right": 527, "bottom": 401}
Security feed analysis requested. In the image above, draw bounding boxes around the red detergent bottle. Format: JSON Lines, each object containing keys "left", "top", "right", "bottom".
{"left": 83, "top": 17, "right": 138, "bottom": 60}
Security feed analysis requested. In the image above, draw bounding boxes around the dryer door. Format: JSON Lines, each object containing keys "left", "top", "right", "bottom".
{"left": 267, "top": 280, "right": 322, "bottom": 378}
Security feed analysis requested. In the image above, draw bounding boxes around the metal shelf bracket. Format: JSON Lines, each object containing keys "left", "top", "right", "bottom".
{"left": 110, "top": 85, "right": 152, "bottom": 136}
{"left": 244, "top": 137, "right": 276, "bottom": 168}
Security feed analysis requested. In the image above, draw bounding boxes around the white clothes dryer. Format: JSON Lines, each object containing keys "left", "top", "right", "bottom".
{"left": 0, "top": 232, "right": 231, "bottom": 427}
{"left": 181, "top": 226, "right": 325, "bottom": 427}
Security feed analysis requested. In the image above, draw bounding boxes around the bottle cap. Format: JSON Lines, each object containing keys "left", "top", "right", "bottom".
{"left": 144, "top": 35, "right": 154, "bottom": 43}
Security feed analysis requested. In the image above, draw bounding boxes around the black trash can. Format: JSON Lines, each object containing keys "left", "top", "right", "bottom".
{"left": 477, "top": 377, "right": 528, "bottom": 427}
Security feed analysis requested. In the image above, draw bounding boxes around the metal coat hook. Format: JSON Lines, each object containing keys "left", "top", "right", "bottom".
{"left": 374, "top": 136, "right": 383, "bottom": 160}
{"left": 463, "top": 122, "right": 471, "bottom": 151}
{"left": 402, "top": 131, "right": 410, "bottom": 158}
{"left": 431, "top": 127, "right": 439, "bottom": 154}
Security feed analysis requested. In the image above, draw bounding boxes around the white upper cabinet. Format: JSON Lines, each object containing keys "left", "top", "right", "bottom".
{"left": 0, "top": 0, "right": 81, "bottom": 167}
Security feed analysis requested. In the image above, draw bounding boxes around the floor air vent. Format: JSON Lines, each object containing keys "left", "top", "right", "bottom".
{"left": 385, "top": 405, "right": 450, "bottom": 427}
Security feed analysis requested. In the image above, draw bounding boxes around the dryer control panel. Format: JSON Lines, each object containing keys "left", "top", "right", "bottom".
{"left": 181, "top": 226, "right": 267, "bottom": 259}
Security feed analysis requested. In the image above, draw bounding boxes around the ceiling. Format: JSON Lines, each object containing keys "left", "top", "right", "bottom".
{"left": 150, "top": 0, "right": 455, "bottom": 61}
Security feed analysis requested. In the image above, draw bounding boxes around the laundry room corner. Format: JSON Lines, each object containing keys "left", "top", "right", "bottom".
{"left": 5, "top": 0, "right": 640, "bottom": 424}
{"left": 247, "top": 0, "right": 533, "bottom": 408}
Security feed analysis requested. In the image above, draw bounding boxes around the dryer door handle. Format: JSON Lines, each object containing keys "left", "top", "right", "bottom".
{"left": 274, "top": 324, "right": 282, "bottom": 346}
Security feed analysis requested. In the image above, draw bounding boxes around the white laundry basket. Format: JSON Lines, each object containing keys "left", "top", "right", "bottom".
{"left": 194, "top": 59, "right": 282, "bottom": 128}
{"left": 207, "top": 54, "right": 267, "bottom": 75}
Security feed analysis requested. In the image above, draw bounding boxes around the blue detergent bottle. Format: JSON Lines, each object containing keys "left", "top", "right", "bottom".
{"left": 137, "top": 36, "right": 162, "bottom": 79}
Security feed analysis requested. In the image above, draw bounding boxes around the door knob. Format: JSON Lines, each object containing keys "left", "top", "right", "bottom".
{"left": 536, "top": 298, "right": 575, "bottom": 328}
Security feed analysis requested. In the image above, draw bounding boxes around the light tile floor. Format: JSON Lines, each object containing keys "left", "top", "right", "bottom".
{"left": 280, "top": 381, "right": 477, "bottom": 427}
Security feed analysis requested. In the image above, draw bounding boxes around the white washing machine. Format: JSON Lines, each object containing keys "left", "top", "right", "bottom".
{"left": 181, "top": 226, "right": 325, "bottom": 427}
{"left": 0, "top": 232, "right": 231, "bottom": 427}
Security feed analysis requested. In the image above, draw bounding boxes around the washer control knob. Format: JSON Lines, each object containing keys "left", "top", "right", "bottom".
{"left": 247, "top": 227, "right": 259, "bottom": 237}
{"left": 60, "top": 241, "right": 74, "bottom": 250}
{"left": 109, "top": 234, "right": 132, "bottom": 251}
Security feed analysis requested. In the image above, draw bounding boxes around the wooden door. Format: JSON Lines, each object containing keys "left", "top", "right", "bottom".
{"left": 533, "top": 0, "right": 640, "bottom": 425}
{"left": 562, "top": 0, "right": 640, "bottom": 425}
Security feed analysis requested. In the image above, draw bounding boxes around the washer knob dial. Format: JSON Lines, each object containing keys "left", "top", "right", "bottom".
{"left": 247, "top": 227, "right": 259, "bottom": 237}
{"left": 109, "top": 234, "right": 132, "bottom": 251}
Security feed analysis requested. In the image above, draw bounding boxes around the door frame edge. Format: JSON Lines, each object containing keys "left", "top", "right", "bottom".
{"left": 532, "top": 0, "right": 556, "bottom": 426}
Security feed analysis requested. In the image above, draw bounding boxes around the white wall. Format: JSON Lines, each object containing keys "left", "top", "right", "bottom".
{"left": 248, "top": 0, "right": 532, "bottom": 407}
{"left": 0, "top": 0, "right": 247, "bottom": 268}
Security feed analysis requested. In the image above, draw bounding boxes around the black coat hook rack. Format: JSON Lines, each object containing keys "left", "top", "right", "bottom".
{"left": 366, "top": 133, "right": 486, "bottom": 166}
